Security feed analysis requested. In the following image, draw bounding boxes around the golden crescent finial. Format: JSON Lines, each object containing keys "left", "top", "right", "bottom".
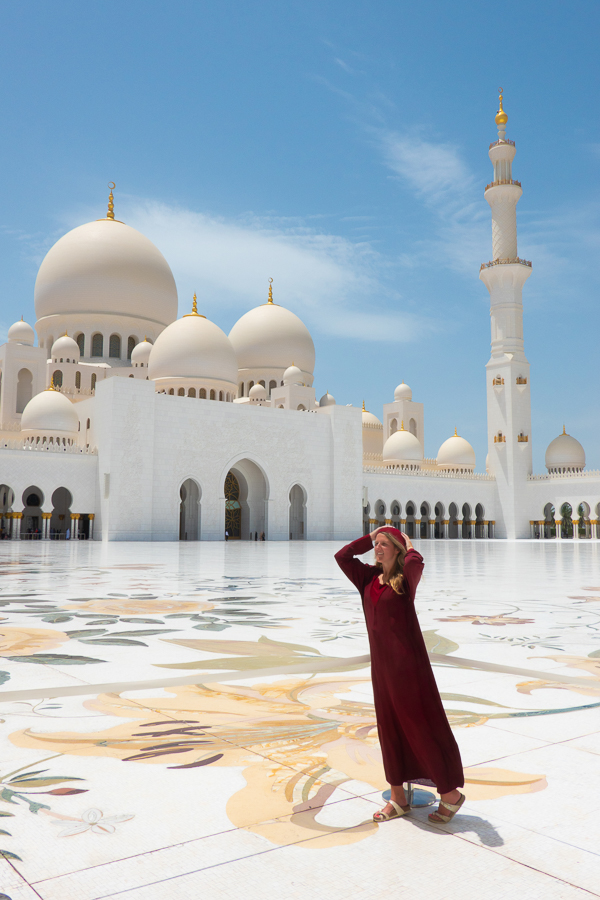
{"left": 107, "top": 182, "right": 115, "bottom": 220}
{"left": 454, "top": 426, "right": 458, "bottom": 437}
{"left": 495, "top": 88, "right": 508, "bottom": 127}
{"left": 268, "top": 278, "right": 274, "bottom": 304}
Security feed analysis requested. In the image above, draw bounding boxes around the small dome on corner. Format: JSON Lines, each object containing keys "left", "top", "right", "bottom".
{"left": 437, "top": 430, "right": 476, "bottom": 470}
{"left": 249, "top": 383, "right": 267, "bottom": 400}
{"left": 8, "top": 318, "right": 35, "bottom": 345}
{"left": 283, "top": 364, "right": 303, "bottom": 386}
{"left": 545, "top": 428, "right": 585, "bottom": 473}
{"left": 131, "top": 339, "right": 153, "bottom": 366}
{"left": 394, "top": 382, "right": 412, "bottom": 401}
{"left": 319, "top": 391, "right": 335, "bottom": 407}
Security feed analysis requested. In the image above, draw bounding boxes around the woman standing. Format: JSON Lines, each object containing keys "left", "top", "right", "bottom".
{"left": 335, "top": 527, "right": 465, "bottom": 824}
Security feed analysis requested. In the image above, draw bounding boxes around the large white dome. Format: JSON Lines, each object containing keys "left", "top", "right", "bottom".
{"left": 394, "top": 382, "right": 412, "bottom": 401}
{"left": 35, "top": 218, "right": 178, "bottom": 327}
{"left": 437, "top": 431, "right": 476, "bottom": 470}
{"left": 229, "top": 301, "right": 315, "bottom": 376}
{"left": 383, "top": 426, "right": 423, "bottom": 466}
{"left": 148, "top": 310, "right": 238, "bottom": 384}
{"left": 545, "top": 428, "right": 585, "bottom": 473}
{"left": 21, "top": 388, "right": 79, "bottom": 436}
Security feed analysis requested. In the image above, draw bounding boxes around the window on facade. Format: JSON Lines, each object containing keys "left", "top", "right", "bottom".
{"left": 178, "top": 388, "right": 185, "bottom": 396}
{"left": 127, "top": 336, "right": 137, "bottom": 359}
{"left": 86, "top": 418, "right": 90, "bottom": 429}
{"left": 248, "top": 381, "right": 254, "bottom": 390}
{"left": 169, "top": 388, "right": 174, "bottom": 395}
{"left": 219, "top": 391, "right": 223, "bottom": 401}
{"left": 200, "top": 388, "right": 206, "bottom": 399}
{"left": 91, "top": 374, "right": 96, "bottom": 391}
{"left": 91, "top": 334, "right": 103, "bottom": 357}
{"left": 188, "top": 388, "right": 196, "bottom": 397}
{"left": 16, "top": 369, "right": 33, "bottom": 413}
{"left": 109, "top": 334, "right": 121, "bottom": 358}
{"left": 239, "top": 383, "right": 244, "bottom": 397}
{"left": 75, "top": 371, "right": 81, "bottom": 389}
{"left": 52, "top": 370, "right": 63, "bottom": 388}
{"left": 210, "top": 389, "right": 215, "bottom": 400}
{"left": 75, "top": 333, "right": 85, "bottom": 356}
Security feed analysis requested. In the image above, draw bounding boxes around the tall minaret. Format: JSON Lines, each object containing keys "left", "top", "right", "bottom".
{"left": 479, "top": 90, "right": 532, "bottom": 539}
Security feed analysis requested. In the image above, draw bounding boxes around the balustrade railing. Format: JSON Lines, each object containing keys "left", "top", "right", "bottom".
{"left": 484, "top": 178, "right": 522, "bottom": 191}
{"left": 363, "top": 464, "right": 494, "bottom": 481}
{"left": 0, "top": 439, "right": 96, "bottom": 455}
{"left": 489, "top": 138, "right": 515, "bottom": 149}
{"left": 528, "top": 470, "right": 600, "bottom": 481}
{"left": 480, "top": 257, "right": 532, "bottom": 271}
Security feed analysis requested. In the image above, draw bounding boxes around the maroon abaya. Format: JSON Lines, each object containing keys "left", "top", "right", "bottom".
{"left": 335, "top": 535, "right": 464, "bottom": 793}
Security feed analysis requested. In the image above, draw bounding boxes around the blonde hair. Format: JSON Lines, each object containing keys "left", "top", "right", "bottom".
{"left": 374, "top": 531, "right": 407, "bottom": 594}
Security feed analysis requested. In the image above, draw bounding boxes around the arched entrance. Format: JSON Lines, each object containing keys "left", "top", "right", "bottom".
{"left": 578, "top": 502, "right": 591, "bottom": 539}
{"left": 405, "top": 502, "right": 416, "bottom": 538}
{"left": 289, "top": 484, "right": 306, "bottom": 540}
{"left": 543, "top": 502, "right": 555, "bottom": 538}
{"left": 475, "top": 503, "right": 485, "bottom": 538}
{"left": 434, "top": 502, "right": 445, "bottom": 538}
{"left": 375, "top": 500, "right": 386, "bottom": 528}
{"left": 390, "top": 500, "right": 401, "bottom": 529}
{"left": 180, "top": 479, "right": 201, "bottom": 541}
{"left": 224, "top": 460, "right": 268, "bottom": 540}
{"left": 420, "top": 502, "right": 430, "bottom": 538}
{"left": 560, "top": 502, "right": 573, "bottom": 538}
{"left": 448, "top": 502, "right": 459, "bottom": 539}
{"left": 0, "top": 484, "right": 14, "bottom": 539}
{"left": 462, "top": 503, "right": 472, "bottom": 539}
{"left": 22, "top": 487, "right": 43, "bottom": 539}
{"left": 51, "top": 487, "right": 72, "bottom": 539}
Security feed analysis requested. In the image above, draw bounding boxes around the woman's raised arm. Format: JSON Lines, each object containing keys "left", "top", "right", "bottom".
{"left": 334, "top": 534, "right": 378, "bottom": 593}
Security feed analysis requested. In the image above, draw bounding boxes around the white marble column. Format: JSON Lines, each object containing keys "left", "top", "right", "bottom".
{"left": 13, "top": 513, "right": 22, "bottom": 540}
{"left": 414, "top": 518, "right": 421, "bottom": 539}
{"left": 42, "top": 513, "right": 51, "bottom": 539}
{"left": 429, "top": 519, "right": 436, "bottom": 539}
{"left": 572, "top": 518, "right": 579, "bottom": 540}
{"left": 555, "top": 518, "right": 562, "bottom": 540}
{"left": 457, "top": 519, "right": 463, "bottom": 540}
{"left": 443, "top": 519, "right": 449, "bottom": 539}
{"left": 591, "top": 520, "right": 598, "bottom": 540}
{"left": 89, "top": 514, "right": 95, "bottom": 540}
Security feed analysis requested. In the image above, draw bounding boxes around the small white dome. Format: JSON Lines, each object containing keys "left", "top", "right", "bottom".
{"left": 545, "top": 428, "right": 585, "bottom": 473}
{"left": 21, "top": 388, "right": 79, "bottom": 436}
{"left": 362, "top": 406, "right": 382, "bottom": 428}
{"left": 283, "top": 364, "right": 303, "bottom": 386}
{"left": 131, "top": 339, "right": 152, "bottom": 367}
{"left": 8, "top": 319, "right": 35, "bottom": 345}
{"left": 148, "top": 310, "right": 238, "bottom": 385}
{"left": 394, "top": 382, "right": 412, "bottom": 401}
{"left": 319, "top": 391, "right": 336, "bottom": 407}
{"left": 51, "top": 334, "right": 80, "bottom": 360}
{"left": 383, "top": 425, "right": 423, "bottom": 465}
{"left": 437, "top": 431, "right": 476, "bottom": 470}
{"left": 229, "top": 298, "right": 315, "bottom": 376}
{"left": 249, "top": 383, "right": 267, "bottom": 400}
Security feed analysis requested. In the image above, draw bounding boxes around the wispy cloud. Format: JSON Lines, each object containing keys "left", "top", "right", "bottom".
{"left": 54, "top": 198, "right": 434, "bottom": 344}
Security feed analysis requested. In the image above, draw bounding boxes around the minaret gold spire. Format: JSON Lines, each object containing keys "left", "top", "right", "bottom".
{"left": 454, "top": 427, "right": 458, "bottom": 437}
{"left": 362, "top": 400, "right": 366, "bottom": 411}
{"left": 183, "top": 292, "right": 206, "bottom": 318}
{"left": 107, "top": 182, "right": 116, "bottom": 220}
{"left": 562, "top": 424, "right": 566, "bottom": 435}
{"left": 495, "top": 88, "right": 508, "bottom": 127}
{"left": 400, "top": 420, "right": 405, "bottom": 431}
{"left": 268, "top": 277, "right": 274, "bottom": 304}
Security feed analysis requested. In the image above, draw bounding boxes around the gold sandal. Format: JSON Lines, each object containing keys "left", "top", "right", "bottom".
{"left": 428, "top": 792, "right": 465, "bottom": 824}
{"left": 373, "top": 799, "right": 411, "bottom": 822}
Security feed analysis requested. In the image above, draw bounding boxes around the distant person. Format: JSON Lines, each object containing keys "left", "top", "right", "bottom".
{"left": 225, "top": 530, "right": 229, "bottom": 541}
{"left": 255, "top": 532, "right": 258, "bottom": 541}
{"left": 260, "top": 532, "right": 265, "bottom": 541}
{"left": 66, "top": 528, "right": 70, "bottom": 540}
{"left": 335, "top": 527, "right": 465, "bottom": 825}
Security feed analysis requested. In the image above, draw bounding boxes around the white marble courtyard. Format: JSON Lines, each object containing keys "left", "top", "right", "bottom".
{"left": 1, "top": 539, "right": 600, "bottom": 899}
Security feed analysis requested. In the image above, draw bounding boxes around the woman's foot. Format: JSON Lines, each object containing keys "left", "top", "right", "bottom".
{"left": 374, "top": 785, "right": 410, "bottom": 821}
{"left": 428, "top": 789, "right": 465, "bottom": 824}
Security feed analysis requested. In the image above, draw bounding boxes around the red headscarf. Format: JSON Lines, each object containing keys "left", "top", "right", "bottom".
{"left": 374, "top": 526, "right": 407, "bottom": 548}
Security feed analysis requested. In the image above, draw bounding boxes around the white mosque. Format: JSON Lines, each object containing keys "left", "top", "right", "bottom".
{"left": 0, "top": 97, "right": 598, "bottom": 542}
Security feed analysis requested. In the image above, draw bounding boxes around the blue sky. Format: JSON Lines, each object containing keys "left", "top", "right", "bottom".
{"left": 1, "top": 0, "right": 598, "bottom": 471}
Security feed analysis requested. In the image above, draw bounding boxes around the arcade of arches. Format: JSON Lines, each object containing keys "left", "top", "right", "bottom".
{"left": 532, "top": 502, "right": 600, "bottom": 539}
{"left": 0, "top": 483, "right": 94, "bottom": 540}
{"left": 363, "top": 499, "right": 494, "bottom": 539}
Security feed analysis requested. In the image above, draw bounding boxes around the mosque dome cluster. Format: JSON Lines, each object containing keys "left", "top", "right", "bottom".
{"left": 20, "top": 387, "right": 79, "bottom": 442}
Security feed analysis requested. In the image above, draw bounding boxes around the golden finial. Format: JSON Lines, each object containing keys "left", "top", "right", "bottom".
{"left": 183, "top": 292, "right": 205, "bottom": 318}
{"left": 107, "top": 182, "right": 116, "bottom": 220}
{"left": 268, "top": 277, "right": 274, "bottom": 304}
{"left": 495, "top": 87, "right": 508, "bottom": 127}
{"left": 562, "top": 424, "right": 566, "bottom": 435}
{"left": 362, "top": 400, "right": 366, "bottom": 411}
{"left": 454, "top": 426, "right": 458, "bottom": 437}
{"left": 400, "top": 420, "right": 405, "bottom": 431}
{"left": 48, "top": 374, "right": 55, "bottom": 391}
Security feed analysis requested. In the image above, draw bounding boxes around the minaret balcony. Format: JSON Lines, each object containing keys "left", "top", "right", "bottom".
{"left": 489, "top": 138, "right": 515, "bottom": 150}
{"left": 480, "top": 257, "right": 532, "bottom": 272}
{"left": 484, "top": 178, "right": 522, "bottom": 192}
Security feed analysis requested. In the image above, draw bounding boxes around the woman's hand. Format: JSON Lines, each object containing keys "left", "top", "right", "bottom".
{"left": 401, "top": 532, "right": 414, "bottom": 551}
{"left": 369, "top": 526, "right": 384, "bottom": 541}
